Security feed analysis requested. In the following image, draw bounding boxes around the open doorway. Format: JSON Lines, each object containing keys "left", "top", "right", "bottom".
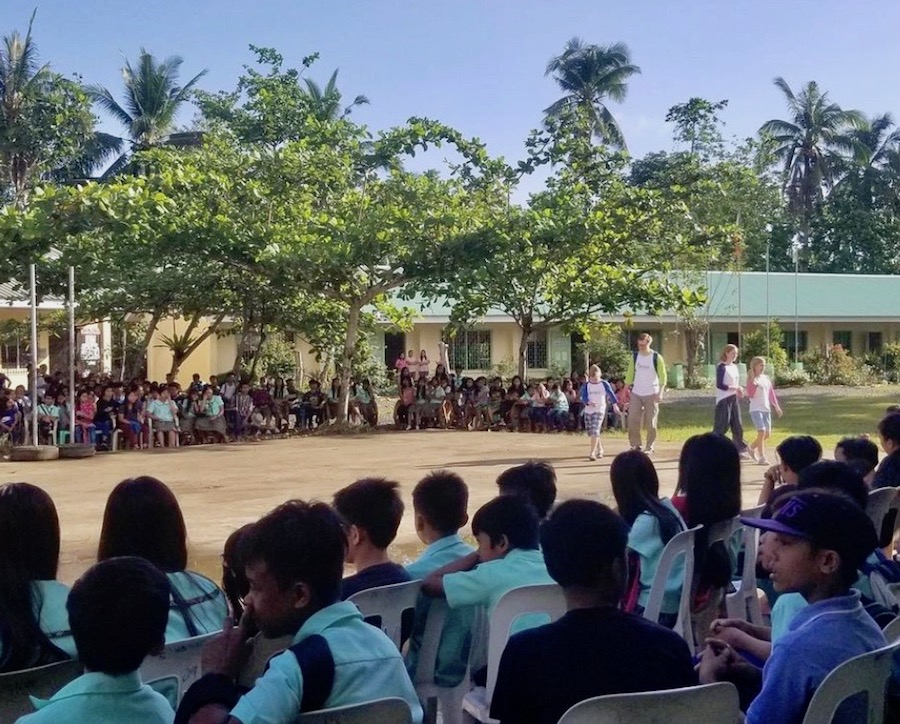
{"left": 384, "top": 332, "right": 406, "bottom": 370}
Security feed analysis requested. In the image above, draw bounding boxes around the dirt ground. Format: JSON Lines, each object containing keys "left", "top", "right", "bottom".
{"left": 1, "top": 430, "right": 770, "bottom": 585}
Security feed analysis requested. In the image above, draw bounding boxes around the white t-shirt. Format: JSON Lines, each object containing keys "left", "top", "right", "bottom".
{"left": 749, "top": 374, "right": 773, "bottom": 413}
{"left": 632, "top": 352, "right": 660, "bottom": 396}
{"left": 716, "top": 363, "right": 740, "bottom": 403}
{"left": 584, "top": 380, "right": 609, "bottom": 415}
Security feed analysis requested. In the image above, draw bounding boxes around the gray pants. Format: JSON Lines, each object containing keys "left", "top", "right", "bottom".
{"left": 628, "top": 393, "right": 659, "bottom": 449}
{"left": 713, "top": 395, "right": 746, "bottom": 450}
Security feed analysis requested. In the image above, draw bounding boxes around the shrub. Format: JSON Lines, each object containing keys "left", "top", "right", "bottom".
{"left": 883, "top": 342, "right": 900, "bottom": 383}
{"left": 773, "top": 367, "right": 810, "bottom": 388}
{"left": 577, "top": 330, "right": 632, "bottom": 379}
{"left": 685, "top": 375, "right": 711, "bottom": 390}
{"left": 801, "top": 346, "right": 875, "bottom": 386}
{"left": 740, "top": 321, "right": 789, "bottom": 371}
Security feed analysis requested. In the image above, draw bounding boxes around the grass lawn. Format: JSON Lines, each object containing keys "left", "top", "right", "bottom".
{"left": 654, "top": 386, "right": 899, "bottom": 451}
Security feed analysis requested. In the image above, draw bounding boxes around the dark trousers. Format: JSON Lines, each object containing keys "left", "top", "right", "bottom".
{"left": 713, "top": 395, "right": 746, "bottom": 450}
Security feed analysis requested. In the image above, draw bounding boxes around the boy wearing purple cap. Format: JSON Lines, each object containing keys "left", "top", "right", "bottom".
{"left": 699, "top": 491, "right": 886, "bottom": 724}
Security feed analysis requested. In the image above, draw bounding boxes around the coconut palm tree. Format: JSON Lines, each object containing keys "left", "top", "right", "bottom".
{"left": 87, "top": 49, "right": 206, "bottom": 151}
{"left": 834, "top": 112, "right": 900, "bottom": 206}
{"left": 302, "top": 68, "right": 369, "bottom": 122}
{"left": 759, "top": 78, "right": 862, "bottom": 224}
{"left": 544, "top": 38, "right": 640, "bottom": 150}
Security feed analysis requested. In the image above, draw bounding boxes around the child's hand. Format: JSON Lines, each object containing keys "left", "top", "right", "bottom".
{"left": 709, "top": 618, "right": 748, "bottom": 636}
{"left": 763, "top": 464, "right": 783, "bottom": 487}
{"left": 775, "top": 406, "right": 783, "bottom": 418}
{"left": 201, "top": 614, "right": 254, "bottom": 680}
{"left": 697, "top": 639, "right": 736, "bottom": 683}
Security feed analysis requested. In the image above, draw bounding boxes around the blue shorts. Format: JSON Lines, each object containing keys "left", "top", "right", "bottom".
{"left": 750, "top": 410, "right": 771, "bottom": 432}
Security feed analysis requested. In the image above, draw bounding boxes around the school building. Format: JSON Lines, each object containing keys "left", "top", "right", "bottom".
{"left": 141, "top": 271, "right": 900, "bottom": 385}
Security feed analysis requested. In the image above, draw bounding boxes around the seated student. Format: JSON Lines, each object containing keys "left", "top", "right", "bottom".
{"left": 0, "top": 396, "right": 22, "bottom": 442}
{"left": 489, "top": 500, "right": 696, "bottom": 724}
{"left": 175, "top": 501, "right": 423, "bottom": 724}
{"left": 835, "top": 435, "right": 881, "bottom": 486}
{"left": 19, "top": 557, "right": 174, "bottom": 723}
{"left": 610, "top": 450, "right": 686, "bottom": 625}
{"left": 404, "top": 471, "right": 474, "bottom": 690}
{"left": 147, "top": 387, "right": 179, "bottom": 448}
{"left": 699, "top": 491, "right": 886, "bottom": 724}
{"left": 98, "top": 477, "right": 228, "bottom": 642}
{"left": 496, "top": 460, "right": 557, "bottom": 520}
{"left": 0, "top": 483, "right": 76, "bottom": 671}
{"left": 757, "top": 434, "right": 823, "bottom": 504}
{"left": 93, "top": 386, "right": 119, "bottom": 449}
{"left": 35, "top": 392, "right": 60, "bottom": 445}
{"left": 332, "top": 478, "right": 411, "bottom": 599}
{"left": 873, "top": 412, "right": 900, "bottom": 489}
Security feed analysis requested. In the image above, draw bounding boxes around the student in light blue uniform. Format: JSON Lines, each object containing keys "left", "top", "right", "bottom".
{"left": 98, "top": 477, "right": 228, "bottom": 643}
{"left": 404, "top": 471, "right": 475, "bottom": 688}
{"left": 176, "top": 500, "right": 423, "bottom": 724}
{"left": 18, "top": 556, "right": 174, "bottom": 723}
{"left": 0, "top": 483, "right": 75, "bottom": 671}
{"left": 610, "top": 451, "right": 686, "bottom": 625}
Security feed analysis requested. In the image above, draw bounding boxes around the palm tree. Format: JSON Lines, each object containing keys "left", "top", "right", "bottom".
{"left": 759, "top": 78, "right": 862, "bottom": 225}
{"left": 302, "top": 69, "right": 369, "bottom": 122}
{"left": 87, "top": 49, "right": 206, "bottom": 150}
{"left": 544, "top": 38, "right": 641, "bottom": 150}
{"left": 834, "top": 113, "right": 900, "bottom": 206}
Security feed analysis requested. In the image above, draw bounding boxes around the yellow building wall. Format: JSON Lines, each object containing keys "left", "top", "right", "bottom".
{"left": 148, "top": 317, "right": 222, "bottom": 385}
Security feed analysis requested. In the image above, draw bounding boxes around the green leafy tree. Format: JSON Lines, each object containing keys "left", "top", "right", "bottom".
{"left": 302, "top": 68, "right": 369, "bottom": 121}
{"left": 544, "top": 37, "right": 640, "bottom": 150}
{"left": 666, "top": 98, "right": 728, "bottom": 161}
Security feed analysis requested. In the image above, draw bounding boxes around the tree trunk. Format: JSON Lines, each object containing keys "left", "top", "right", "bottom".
{"left": 129, "top": 312, "right": 160, "bottom": 382}
{"left": 248, "top": 327, "right": 268, "bottom": 382}
{"left": 232, "top": 324, "right": 252, "bottom": 376}
{"left": 338, "top": 303, "right": 361, "bottom": 424}
{"left": 517, "top": 323, "right": 532, "bottom": 380}
{"left": 169, "top": 312, "right": 226, "bottom": 378}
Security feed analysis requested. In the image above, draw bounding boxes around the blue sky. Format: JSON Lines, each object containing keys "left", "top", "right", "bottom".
{"left": 13, "top": 1, "right": 900, "bottom": 180}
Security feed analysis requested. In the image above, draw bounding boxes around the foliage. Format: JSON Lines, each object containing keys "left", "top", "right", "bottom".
{"left": 879, "top": 342, "right": 900, "bottom": 383}
{"left": 773, "top": 366, "right": 810, "bottom": 388}
{"left": 576, "top": 327, "right": 632, "bottom": 379}
{"left": 110, "top": 319, "right": 148, "bottom": 381}
{"left": 666, "top": 98, "right": 728, "bottom": 161}
{"left": 739, "top": 320, "right": 790, "bottom": 371}
{"left": 250, "top": 331, "right": 297, "bottom": 380}
{"left": 800, "top": 346, "right": 875, "bottom": 386}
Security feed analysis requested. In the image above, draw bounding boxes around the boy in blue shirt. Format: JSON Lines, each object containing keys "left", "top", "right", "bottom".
{"left": 176, "top": 501, "right": 422, "bottom": 724}
{"left": 20, "top": 556, "right": 174, "bottom": 723}
{"left": 699, "top": 491, "right": 886, "bottom": 724}
{"left": 404, "top": 471, "right": 474, "bottom": 689}
{"left": 332, "top": 478, "right": 411, "bottom": 599}
{"left": 496, "top": 461, "right": 557, "bottom": 520}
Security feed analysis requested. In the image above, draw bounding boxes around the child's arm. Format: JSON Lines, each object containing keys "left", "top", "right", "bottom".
{"left": 421, "top": 550, "right": 479, "bottom": 597}
{"left": 770, "top": 386, "right": 782, "bottom": 416}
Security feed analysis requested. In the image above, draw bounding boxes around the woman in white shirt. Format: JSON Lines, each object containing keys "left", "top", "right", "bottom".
{"left": 712, "top": 344, "right": 751, "bottom": 458}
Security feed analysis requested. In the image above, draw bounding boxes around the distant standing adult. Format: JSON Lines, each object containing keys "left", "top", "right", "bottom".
{"left": 713, "top": 344, "right": 750, "bottom": 457}
{"left": 625, "top": 333, "right": 667, "bottom": 454}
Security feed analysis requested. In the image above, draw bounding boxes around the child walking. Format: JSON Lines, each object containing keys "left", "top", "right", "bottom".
{"left": 579, "top": 364, "right": 619, "bottom": 460}
{"left": 746, "top": 356, "right": 783, "bottom": 465}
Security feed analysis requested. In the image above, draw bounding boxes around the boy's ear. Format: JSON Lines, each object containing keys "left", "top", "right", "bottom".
{"left": 461, "top": 513, "right": 469, "bottom": 529}
{"left": 414, "top": 513, "right": 426, "bottom": 533}
{"left": 347, "top": 524, "right": 363, "bottom": 547}
{"left": 816, "top": 548, "right": 841, "bottom": 576}
{"left": 495, "top": 534, "right": 510, "bottom": 555}
{"left": 291, "top": 581, "right": 313, "bottom": 610}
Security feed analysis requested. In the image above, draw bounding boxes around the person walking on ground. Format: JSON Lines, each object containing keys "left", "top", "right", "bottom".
{"left": 713, "top": 344, "right": 751, "bottom": 458}
{"left": 625, "top": 333, "right": 667, "bottom": 454}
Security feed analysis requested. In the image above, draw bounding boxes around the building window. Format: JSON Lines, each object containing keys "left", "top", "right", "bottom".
{"left": 449, "top": 330, "right": 491, "bottom": 371}
{"left": 726, "top": 332, "right": 740, "bottom": 347}
{"left": 867, "top": 332, "right": 883, "bottom": 353}
{"left": 784, "top": 330, "right": 808, "bottom": 356}
{"left": 833, "top": 330, "right": 852, "bottom": 354}
{"left": 527, "top": 330, "right": 548, "bottom": 369}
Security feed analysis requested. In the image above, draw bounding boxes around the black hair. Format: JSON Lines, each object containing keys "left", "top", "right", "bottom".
{"left": 496, "top": 461, "right": 557, "bottom": 519}
{"left": 333, "top": 478, "right": 404, "bottom": 550}
{"left": 471, "top": 496, "right": 540, "bottom": 550}
{"left": 98, "top": 477, "right": 188, "bottom": 572}
{"left": 776, "top": 435, "right": 823, "bottom": 474}
{"left": 244, "top": 500, "right": 345, "bottom": 605}
{"left": 610, "top": 450, "right": 684, "bottom": 545}
{"left": 878, "top": 413, "right": 900, "bottom": 446}
{"left": 68, "top": 557, "right": 170, "bottom": 675}
{"left": 797, "top": 461, "right": 868, "bottom": 508}
{"left": 412, "top": 471, "right": 469, "bottom": 536}
{"left": 541, "top": 499, "right": 628, "bottom": 592}
{"left": 222, "top": 524, "right": 254, "bottom": 618}
{"left": 835, "top": 436, "right": 880, "bottom": 471}
{"left": 0, "top": 483, "right": 65, "bottom": 671}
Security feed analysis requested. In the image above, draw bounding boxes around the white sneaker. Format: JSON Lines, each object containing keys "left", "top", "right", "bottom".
{"left": 646, "top": 447, "right": 655, "bottom": 455}
{"left": 589, "top": 454, "right": 597, "bottom": 461}
{"left": 630, "top": 445, "right": 642, "bottom": 452}
{"left": 597, "top": 449, "right": 605, "bottom": 459}
{"left": 758, "top": 456, "right": 770, "bottom": 465}
{"left": 740, "top": 450, "right": 752, "bottom": 460}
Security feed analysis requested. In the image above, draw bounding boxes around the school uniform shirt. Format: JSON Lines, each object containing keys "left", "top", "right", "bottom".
{"left": 147, "top": 399, "right": 176, "bottom": 423}
{"left": 405, "top": 535, "right": 476, "bottom": 687}
{"left": 18, "top": 670, "right": 174, "bottom": 724}
{"left": 0, "top": 580, "right": 76, "bottom": 664}
{"left": 769, "top": 592, "right": 807, "bottom": 642}
{"left": 490, "top": 607, "right": 696, "bottom": 724}
{"left": 628, "top": 499, "right": 687, "bottom": 614}
{"left": 165, "top": 571, "right": 228, "bottom": 643}
{"left": 746, "top": 591, "right": 886, "bottom": 724}
{"left": 341, "top": 562, "right": 411, "bottom": 601}
{"left": 443, "top": 548, "right": 554, "bottom": 633}
{"left": 230, "top": 601, "right": 423, "bottom": 723}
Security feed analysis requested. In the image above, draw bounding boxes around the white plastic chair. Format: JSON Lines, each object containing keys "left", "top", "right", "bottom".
{"left": 643, "top": 525, "right": 700, "bottom": 648}
{"left": 413, "top": 597, "right": 468, "bottom": 724}
{"left": 556, "top": 682, "right": 740, "bottom": 724}
{"left": 867, "top": 487, "right": 898, "bottom": 548}
{"left": 0, "top": 659, "right": 83, "bottom": 721}
{"left": 461, "top": 583, "right": 567, "bottom": 724}
{"left": 348, "top": 580, "right": 423, "bottom": 650}
{"left": 299, "top": 696, "right": 414, "bottom": 723}
{"left": 882, "top": 614, "right": 900, "bottom": 642}
{"left": 801, "top": 639, "right": 900, "bottom": 724}
{"left": 139, "top": 631, "right": 219, "bottom": 709}
{"left": 725, "top": 524, "right": 763, "bottom": 626}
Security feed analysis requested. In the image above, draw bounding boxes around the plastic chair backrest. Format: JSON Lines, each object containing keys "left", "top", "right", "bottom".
{"left": 413, "top": 597, "right": 449, "bottom": 686}
{"left": 299, "top": 696, "right": 413, "bottom": 723}
{"left": 643, "top": 525, "right": 700, "bottom": 647}
{"left": 882, "top": 615, "right": 900, "bottom": 642}
{"left": 0, "top": 660, "right": 83, "bottom": 721}
{"left": 484, "top": 583, "right": 567, "bottom": 704}
{"left": 866, "top": 487, "right": 899, "bottom": 548}
{"left": 725, "top": 524, "right": 763, "bottom": 626}
{"left": 801, "top": 640, "right": 900, "bottom": 724}
{"left": 139, "top": 631, "right": 219, "bottom": 708}
{"left": 348, "top": 580, "right": 423, "bottom": 650}
{"left": 557, "top": 682, "right": 740, "bottom": 724}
